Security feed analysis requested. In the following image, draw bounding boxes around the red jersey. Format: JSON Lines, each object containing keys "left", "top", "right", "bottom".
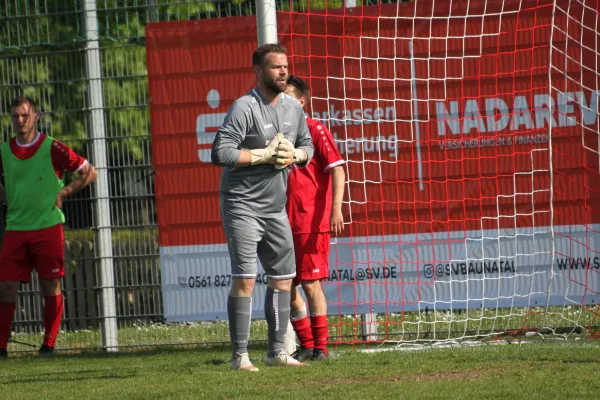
{"left": 0, "top": 133, "right": 87, "bottom": 179}
{"left": 287, "top": 118, "right": 344, "bottom": 234}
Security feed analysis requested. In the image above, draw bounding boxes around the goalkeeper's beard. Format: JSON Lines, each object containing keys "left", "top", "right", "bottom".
{"left": 262, "top": 73, "right": 286, "bottom": 95}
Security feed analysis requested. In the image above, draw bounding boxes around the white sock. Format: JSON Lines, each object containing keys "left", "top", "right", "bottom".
{"left": 290, "top": 303, "right": 308, "bottom": 322}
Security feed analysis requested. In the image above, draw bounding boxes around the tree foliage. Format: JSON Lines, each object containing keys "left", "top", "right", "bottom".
{"left": 0, "top": 0, "right": 373, "bottom": 154}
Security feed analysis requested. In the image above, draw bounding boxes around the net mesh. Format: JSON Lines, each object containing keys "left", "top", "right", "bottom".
{"left": 279, "top": 0, "right": 600, "bottom": 345}
{"left": 1, "top": 0, "right": 599, "bottom": 352}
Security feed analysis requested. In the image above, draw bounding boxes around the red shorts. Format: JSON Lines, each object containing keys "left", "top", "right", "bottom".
{"left": 0, "top": 224, "right": 65, "bottom": 283}
{"left": 293, "top": 232, "right": 330, "bottom": 285}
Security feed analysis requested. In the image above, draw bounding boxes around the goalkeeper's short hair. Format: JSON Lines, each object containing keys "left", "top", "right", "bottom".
{"left": 253, "top": 43, "right": 287, "bottom": 67}
{"left": 286, "top": 74, "right": 310, "bottom": 103}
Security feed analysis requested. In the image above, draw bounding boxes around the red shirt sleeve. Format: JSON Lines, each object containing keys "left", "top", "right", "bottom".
{"left": 310, "top": 122, "right": 344, "bottom": 171}
{"left": 50, "top": 140, "right": 87, "bottom": 174}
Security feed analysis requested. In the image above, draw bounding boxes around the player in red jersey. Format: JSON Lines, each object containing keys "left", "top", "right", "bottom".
{"left": 284, "top": 75, "right": 346, "bottom": 361}
{"left": 0, "top": 97, "right": 97, "bottom": 358}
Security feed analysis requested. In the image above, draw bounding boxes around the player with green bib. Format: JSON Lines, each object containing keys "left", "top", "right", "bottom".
{"left": 0, "top": 97, "right": 97, "bottom": 358}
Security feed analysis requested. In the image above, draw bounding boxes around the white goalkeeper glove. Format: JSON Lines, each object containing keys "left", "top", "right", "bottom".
{"left": 274, "top": 135, "right": 307, "bottom": 170}
{"left": 249, "top": 134, "right": 282, "bottom": 166}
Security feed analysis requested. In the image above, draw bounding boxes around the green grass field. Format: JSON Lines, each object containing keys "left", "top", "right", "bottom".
{"left": 1, "top": 342, "right": 599, "bottom": 399}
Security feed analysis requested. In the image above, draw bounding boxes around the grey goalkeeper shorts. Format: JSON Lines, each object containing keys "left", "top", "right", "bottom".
{"left": 221, "top": 211, "right": 296, "bottom": 280}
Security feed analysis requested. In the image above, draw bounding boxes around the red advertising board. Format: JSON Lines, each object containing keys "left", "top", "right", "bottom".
{"left": 147, "top": 0, "right": 600, "bottom": 248}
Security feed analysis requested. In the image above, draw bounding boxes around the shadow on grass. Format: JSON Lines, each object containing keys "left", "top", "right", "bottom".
{"left": 559, "top": 359, "right": 600, "bottom": 364}
{"left": 531, "top": 355, "right": 600, "bottom": 365}
{"left": 7, "top": 342, "right": 269, "bottom": 362}
{"left": 203, "top": 359, "right": 229, "bottom": 366}
{"left": 0, "top": 369, "right": 138, "bottom": 385}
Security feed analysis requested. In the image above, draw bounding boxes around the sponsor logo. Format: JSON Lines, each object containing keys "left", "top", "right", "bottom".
{"left": 422, "top": 261, "right": 516, "bottom": 279}
{"left": 312, "top": 105, "right": 396, "bottom": 127}
{"left": 436, "top": 91, "right": 599, "bottom": 136}
{"left": 196, "top": 90, "right": 227, "bottom": 163}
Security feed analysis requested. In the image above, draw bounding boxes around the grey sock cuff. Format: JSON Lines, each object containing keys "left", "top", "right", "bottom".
{"left": 229, "top": 295, "right": 252, "bottom": 311}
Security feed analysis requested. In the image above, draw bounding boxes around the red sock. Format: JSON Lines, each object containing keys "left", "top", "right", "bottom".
{"left": 0, "top": 302, "right": 16, "bottom": 349}
{"left": 291, "top": 316, "right": 314, "bottom": 349}
{"left": 43, "top": 294, "right": 63, "bottom": 347}
{"left": 310, "top": 315, "right": 329, "bottom": 353}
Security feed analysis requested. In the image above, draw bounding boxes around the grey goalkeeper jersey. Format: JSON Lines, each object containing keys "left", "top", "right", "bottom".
{"left": 211, "top": 88, "right": 314, "bottom": 218}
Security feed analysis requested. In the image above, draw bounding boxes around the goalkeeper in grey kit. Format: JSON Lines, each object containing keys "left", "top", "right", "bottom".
{"left": 211, "top": 43, "right": 314, "bottom": 371}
